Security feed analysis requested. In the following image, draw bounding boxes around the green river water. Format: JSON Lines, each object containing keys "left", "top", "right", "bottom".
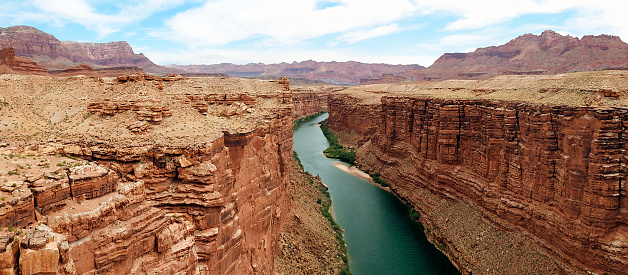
{"left": 293, "top": 113, "right": 459, "bottom": 275}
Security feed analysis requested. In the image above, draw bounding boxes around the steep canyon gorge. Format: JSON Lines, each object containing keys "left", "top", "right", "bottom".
{"left": 1, "top": 69, "right": 627, "bottom": 274}
{"left": 0, "top": 74, "right": 293, "bottom": 274}
{"left": 327, "top": 71, "right": 628, "bottom": 274}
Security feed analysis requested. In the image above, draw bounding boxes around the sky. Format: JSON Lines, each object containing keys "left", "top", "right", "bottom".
{"left": 1, "top": 0, "right": 627, "bottom": 67}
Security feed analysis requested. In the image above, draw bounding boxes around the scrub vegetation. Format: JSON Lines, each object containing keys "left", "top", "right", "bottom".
{"left": 319, "top": 119, "right": 356, "bottom": 164}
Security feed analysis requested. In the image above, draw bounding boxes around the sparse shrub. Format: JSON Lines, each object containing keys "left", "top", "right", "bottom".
{"left": 319, "top": 120, "right": 356, "bottom": 164}
{"left": 371, "top": 173, "right": 388, "bottom": 187}
{"left": 293, "top": 151, "right": 304, "bottom": 170}
{"left": 293, "top": 111, "right": 325, "bottom": 129}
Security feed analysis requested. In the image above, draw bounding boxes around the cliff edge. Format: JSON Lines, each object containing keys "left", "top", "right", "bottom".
{"left": 328, "top": 70, "right": 628, "bottom": 274}
{"left": 0, "top": 74, "right": 293, "bottom": 274}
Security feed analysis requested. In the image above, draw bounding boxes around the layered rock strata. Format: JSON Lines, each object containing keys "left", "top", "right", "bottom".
{"left": 0, "top": 47, "right": 49, "bottom": 75}
{"left": 0, "top": 74, "right": 293, "bottom": 274}
{"left": 405, "top": 30, "right": 628, "bottom": 81}
{"left": 327, "top": 71, "right": 628, "bottom": 274}
{"left": 291, "top": 85, "right": 346, "bottom": 119}
{"left": 0, "top": 26, "right": 162, "bottom": 73}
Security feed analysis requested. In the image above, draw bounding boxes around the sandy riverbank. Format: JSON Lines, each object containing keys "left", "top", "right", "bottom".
{"left": 332, "top": 161, "right": 392, "bottom": 192}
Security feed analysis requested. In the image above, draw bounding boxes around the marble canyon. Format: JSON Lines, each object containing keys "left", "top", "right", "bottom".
{"left": 0, "top": 74, "right": 293, "bottom": 274}
{"left": 327, "top": 71, "right": 628, "bottom": 274}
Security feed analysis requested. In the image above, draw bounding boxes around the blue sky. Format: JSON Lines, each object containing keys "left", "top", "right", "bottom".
{"left": 1, "top": 0, "right": 626, "bottom": 67}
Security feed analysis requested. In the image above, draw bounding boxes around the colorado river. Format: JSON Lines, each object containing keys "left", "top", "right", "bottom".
{"left": 293, "top": 113, "right": 459, "bottom": 275}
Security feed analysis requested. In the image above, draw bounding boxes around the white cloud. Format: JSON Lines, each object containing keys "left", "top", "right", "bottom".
{"left": 413, "top": 0, "right": 573, "bottom": 31}
{"left": 158, "top": 0, "right": 417, "bottom": 47}
{"left": 24, "top": 0, "right": 186, "bottom": 39}
{"left": 439, "top": 34, "right": 488, "bottom": 46}
{"left": 338, "top": 24, "right": 401, "bottom": 43}
{"left": 564, "top": 1, "right": 628, "bottom": 42}
{"left": 412, "top": 0, "right": 628, "bottom": 40}
{"left": 4, "top": 0, "right": 628, "bottom": 65}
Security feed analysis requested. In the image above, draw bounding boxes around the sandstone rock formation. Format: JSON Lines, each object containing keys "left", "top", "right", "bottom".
{"left": 291, "top": 85, "right": 346, "bottom": 119}
{"left": 0, "top": 26, "right": 171, "bottom": 74}
{"left": 406, "top": 30, "right": 628, "bottom": 81}
{"left": 0, "top": 47, "right": 49, "bottom": 75}
{"left": 48, "top": 64, "right": 145, "bottom": 78}
{"left": 0, "top": 74, "right": 293, "bottom": 274}
{"left": 327, "top": 70, "right": 628, "bottom": 274}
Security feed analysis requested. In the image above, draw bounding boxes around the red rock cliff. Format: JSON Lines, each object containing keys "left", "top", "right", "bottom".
{"left": 291, "top": 85, "right": 346, "bottom": 119}
{"left": 0, "top": 75, "right": 292, "bottom": 274}
{"left": 0, "top": 47, "right": 49, "bottom": 75}
{"left": 0, "top": 26, "right": 161, "bottom": 73}
{"left": 327, "top": 73, "right": 628, "bottom": 274}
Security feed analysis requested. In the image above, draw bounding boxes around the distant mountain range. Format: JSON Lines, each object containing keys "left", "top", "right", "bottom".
{"left": 403, "top": 30, "right": 628, "bottom": 81}
{"left": 166, "top": 62, "right": 423, "bottom": 85}
{"left": 1, "top": 26, "right": 628, "bottom": 83}
{"left": 0, "top": 25, "right": 422, "bottom": 84}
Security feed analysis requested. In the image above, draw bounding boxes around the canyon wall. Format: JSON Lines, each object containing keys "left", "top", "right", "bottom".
{"left": 0, "top": 26, "right": 173, "bottom": 74}
{"left": 0, "top": 74, "right": 292, "bottom": 274}
{"left": 0, "top": 47, "right": 49, "bottom": 75}
{"left": 327, "top": 74, "right": 628, "bottom": 274}
{"left": 291, "top": 85, "right": 345, "bottom": 119}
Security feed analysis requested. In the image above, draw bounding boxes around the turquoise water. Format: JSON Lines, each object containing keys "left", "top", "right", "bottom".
{"left": 293, "top": 113, "right": 459, "bottom": 275}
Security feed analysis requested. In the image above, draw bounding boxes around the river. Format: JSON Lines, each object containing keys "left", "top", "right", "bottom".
{"left": 293, "top": 113, "right": 459, "bottom": 275}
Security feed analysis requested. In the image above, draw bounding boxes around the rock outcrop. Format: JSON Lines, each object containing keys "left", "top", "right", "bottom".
{"left": 0, "top": 47, "right": 49, "bottom": 75}
{"left": 0, "top": 26, "right": 171, "bottom": 74}
{"left": 406, "top": 30, "right": 628, "bottom": 81}
{"left": 60, "top": 41, "right": 154, "bottom": 68}
{"left": 291, "top": 85, "right": 346, "bottom": 119}
{"left": 327, "top": 71, "right": 628, "bottom": 274}
{"left": 0, "top": 74, "right": 293, "bottom": 274}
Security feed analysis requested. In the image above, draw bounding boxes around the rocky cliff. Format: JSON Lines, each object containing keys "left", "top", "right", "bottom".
{"left": 327, "top": 71, "right": 628, "bottom": 274}
{"left": 291, "top": 85, "right": 346, "bottom": 119}
{"left": 0, "top": 47, "right": 49, "bottom": 75}
{"left": 0, "top": 74, "right": 293, "bottom": 274}
{"left": 0, "top": 26, "right": 169, "bottom": 74}
{"left": 405, "top": 30, "right": 628, "bottom": 81}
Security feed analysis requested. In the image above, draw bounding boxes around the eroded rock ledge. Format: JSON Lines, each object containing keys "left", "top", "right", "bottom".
{"left": 0, "top": 74, "right": 292, "bottom": 274}
{"left": 291, "top": 85, "right": 346, "bottom": 119}
{"left": 327, "top": 71, "right": 628, "bottom": 274}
